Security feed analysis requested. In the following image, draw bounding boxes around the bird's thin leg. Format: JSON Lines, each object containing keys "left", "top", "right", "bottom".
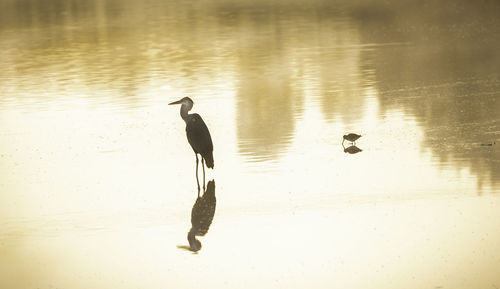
{"left": 201, "top": 158, "right": 206, "bottom": 190}
{"left": 195, "top": 153, "right": 200, "bottom": 191}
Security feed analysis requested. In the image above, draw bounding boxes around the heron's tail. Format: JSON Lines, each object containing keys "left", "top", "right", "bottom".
{"left": 204, "top": 152, "right": 214, "bottom": 169}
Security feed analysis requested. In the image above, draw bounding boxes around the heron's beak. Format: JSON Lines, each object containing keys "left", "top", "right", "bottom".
{"left": 168, "top": 99, "right": 182, "bottom": 105}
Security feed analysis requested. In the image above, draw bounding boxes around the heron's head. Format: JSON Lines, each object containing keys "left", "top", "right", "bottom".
{"left": 187, "top": 230, "right": 202, "bottom": 252}
{"left": 169, "top": 97, "right": 194, "bottom": 110}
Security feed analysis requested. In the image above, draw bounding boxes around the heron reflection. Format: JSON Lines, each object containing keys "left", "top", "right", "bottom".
{"left": 185, "top": 180, "right": 216, "bottom": 252}
{"left": 169, "top": 97, "right": 214, "bottom": 190}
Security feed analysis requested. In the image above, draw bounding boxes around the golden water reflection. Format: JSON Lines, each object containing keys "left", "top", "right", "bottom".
{"left": 1, "top": 0, "right": 500, "bottom": 288}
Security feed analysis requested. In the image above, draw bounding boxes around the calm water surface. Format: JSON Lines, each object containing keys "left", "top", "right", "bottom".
{"left": 1, "top": 0, "right": 500, "bottom": 288}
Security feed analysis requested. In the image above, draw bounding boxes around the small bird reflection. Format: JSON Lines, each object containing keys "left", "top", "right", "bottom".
{"left": 178, "top": 180, "right": 216, "bottom": 253}
{"left": 343, "top": 145, "right": 363, "bottom": 154}
{"left": 480, "top": 141, "right": 496, "bottom": 146}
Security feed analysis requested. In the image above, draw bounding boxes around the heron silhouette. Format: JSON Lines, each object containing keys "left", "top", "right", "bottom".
{"left": 169, "top": 97, "right": 214, "bottom": 189}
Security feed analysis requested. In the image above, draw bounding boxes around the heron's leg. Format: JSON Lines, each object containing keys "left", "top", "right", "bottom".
{"left": 201, "top": 158, "right": 206, "bottom": 190}
{"left": 195, "top": 153, "right": 200, "bottom": 191}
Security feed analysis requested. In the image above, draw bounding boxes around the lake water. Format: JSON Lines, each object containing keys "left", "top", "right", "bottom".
{"left": 1, "top": 0, "right": 500, "bottom": 288}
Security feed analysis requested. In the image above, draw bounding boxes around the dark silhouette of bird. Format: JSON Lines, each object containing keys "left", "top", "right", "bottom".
{"left": 188, "top": 180, "right": 216, "bottom": 252}
{"left": 343, "top": 133, "right": 362, "bottom": 145}
{"left": 343, "top": 145, "right": 362, "bottom": 154}
{"left": 169, "top": 97, "right": 214, "bottom": 188}
{"left": 480, "top": 141, "right": 496, "bottom": 146}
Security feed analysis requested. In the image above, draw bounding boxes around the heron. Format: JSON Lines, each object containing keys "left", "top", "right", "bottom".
{"left": 343, "top": 133, "right": 362, "bottom": 145}
{"left": 169, "top": 97, "right": 214, "bottom": 189}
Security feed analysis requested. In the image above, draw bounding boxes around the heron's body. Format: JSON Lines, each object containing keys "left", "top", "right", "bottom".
{"left": 184, "top": 113, "right": 214, "bottom": 168}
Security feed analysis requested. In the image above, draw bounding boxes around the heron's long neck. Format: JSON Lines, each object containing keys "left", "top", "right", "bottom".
{"left": 180, "top": 105, "right": 190, "bottom": 122}
{"left": 188, "top": 228, "right": 196, "bottom": 239}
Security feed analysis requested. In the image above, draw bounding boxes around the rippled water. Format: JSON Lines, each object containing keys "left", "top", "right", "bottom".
{"left": 1, "top": 0, "right": 500, "bottom": 288}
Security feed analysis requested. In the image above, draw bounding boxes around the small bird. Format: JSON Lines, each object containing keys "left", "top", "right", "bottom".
{"left": 343, "top": 133, "right": 362, "bottom": 145}
{"left": 188, "top": 180, "right": 216, "bottom": 252}
{"left": 169, "top": 97, "right": 214, "bottom": 189}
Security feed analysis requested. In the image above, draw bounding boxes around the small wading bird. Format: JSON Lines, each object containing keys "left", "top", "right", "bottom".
{"left": 343, "top": 133, "right": 362, "bottom": 145}
{"left": 169, "top": 97, "right": 214, "bottom": 189}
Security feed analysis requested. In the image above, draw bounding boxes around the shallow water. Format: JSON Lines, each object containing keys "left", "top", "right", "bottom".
{"left": 1, "top": 0, "right": 500, "bottom": 288}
